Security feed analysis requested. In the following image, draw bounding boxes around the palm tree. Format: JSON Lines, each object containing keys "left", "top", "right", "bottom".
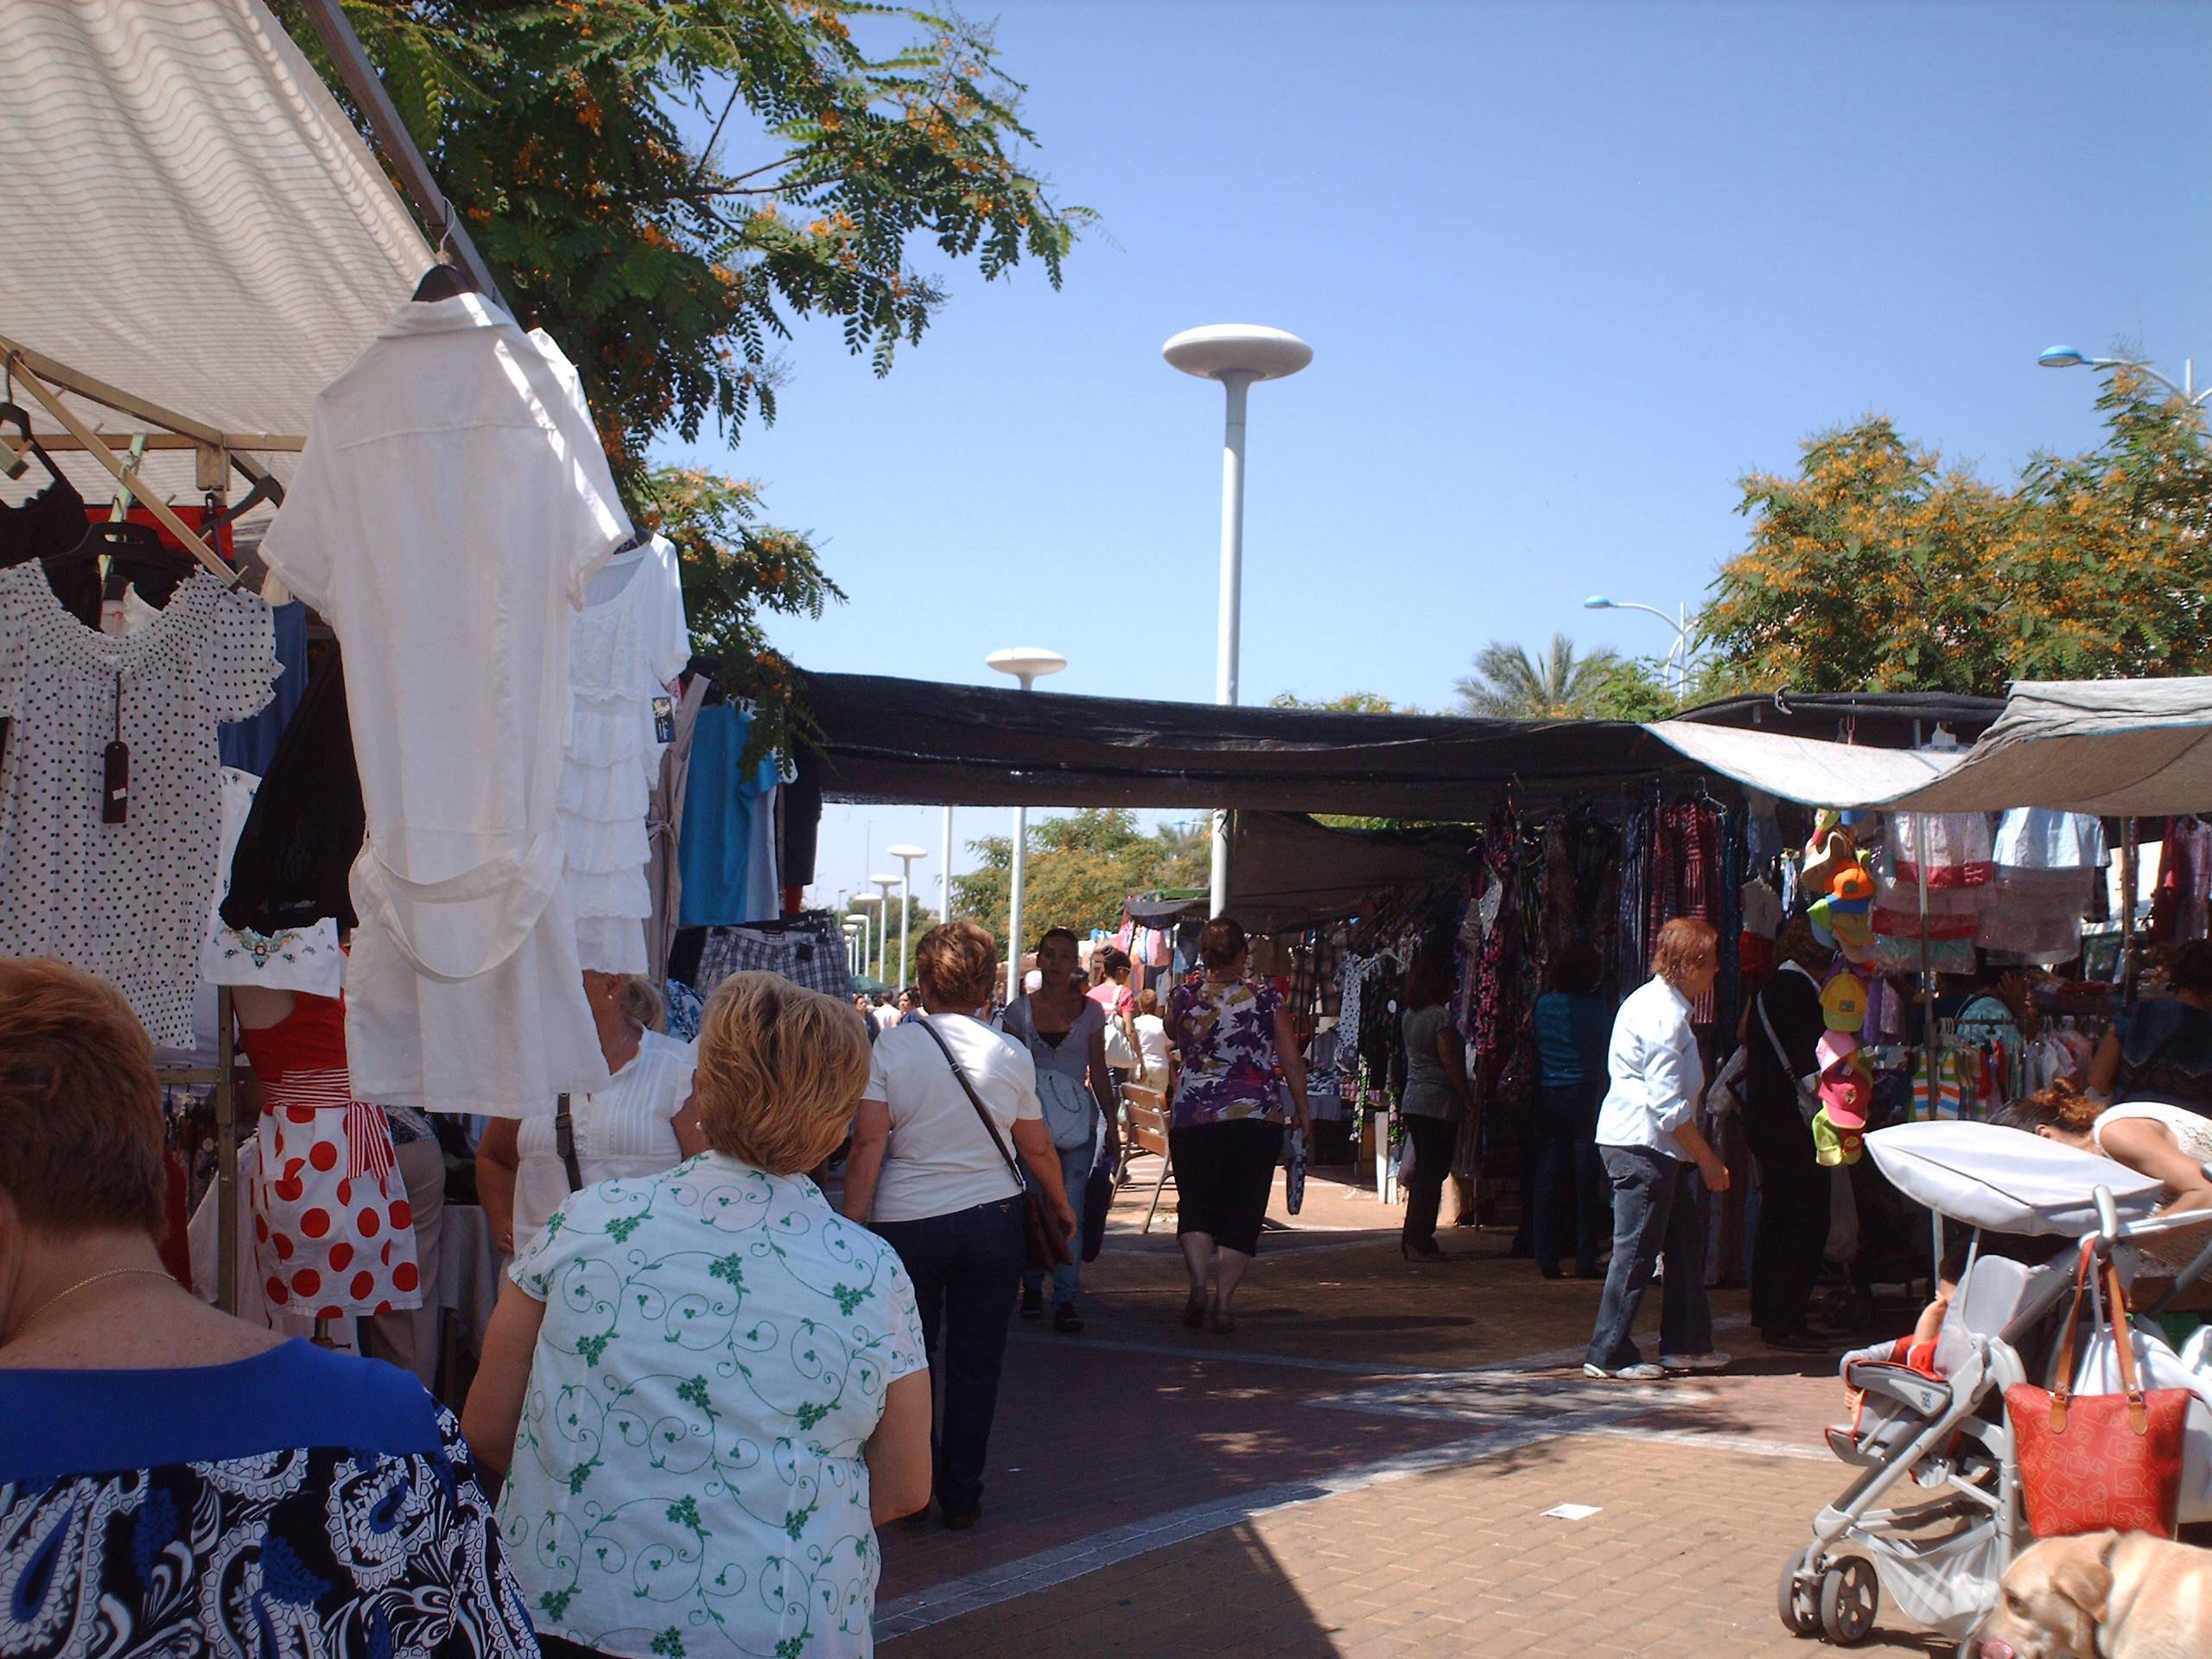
{"left": 1454, "top": 633, "right": 1623, "bottom": 719}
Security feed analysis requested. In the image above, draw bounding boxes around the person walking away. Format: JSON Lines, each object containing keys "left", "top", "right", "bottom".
{"left": 1585, "top": 918, "right": 1732, "bottom": 1380}
{"left": 475, "top": 972, "right": 703, "bottom": 1255}
{"left": 1001, "top": 926, "right": 1121, "bottom": 1332}
{"left": 465, "top": 971, "right": 931, "bottom": 1657}
{"left": 842, "top": 920, "right": 1075, "bottom": 1529}
{"left": 1530, "top": 944, "right": 1613, "bottom": 1280}
{"left": 0, "top": 958, "right": 537, "bottom": 1656}
{"left": 1398, "top": 952, "right": 1471, "bottom": 1262}
{"left": 1132, "top": 987, "right": 1175, "bottom": 1086}
{"left": 1742, "top": 917, "right": 1834, "bottom": 1351}
{"left": 1165, "top": 917, "right": 1312, "bottom": 1333}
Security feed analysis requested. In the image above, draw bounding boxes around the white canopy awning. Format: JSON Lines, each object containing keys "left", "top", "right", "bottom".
{"left": 1648, "top": 676, "right": 2212, "bottom": 816}
{"left": 0, "top": 0, "right": 428, "bottom": 514}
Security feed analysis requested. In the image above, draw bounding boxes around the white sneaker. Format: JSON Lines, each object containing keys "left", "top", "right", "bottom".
{"left": 1584, "top": 1361, "right": 1666, "bottom": 1381}
{"left": 1661, "top": 1351, "right": 1731, "bottom": 1371}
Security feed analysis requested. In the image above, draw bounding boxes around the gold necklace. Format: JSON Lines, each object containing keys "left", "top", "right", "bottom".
{"left": 14, "top": 1266, "right": 172, "bottom": 1336}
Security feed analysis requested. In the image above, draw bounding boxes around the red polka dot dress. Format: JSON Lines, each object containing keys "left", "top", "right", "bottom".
{"left": 240, "top": 992, "right": 423, "bottom": 1320}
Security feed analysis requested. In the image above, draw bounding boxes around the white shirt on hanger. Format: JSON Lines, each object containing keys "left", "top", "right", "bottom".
{"left": 260, "top": 293, "right": 632, "bottom": 1116}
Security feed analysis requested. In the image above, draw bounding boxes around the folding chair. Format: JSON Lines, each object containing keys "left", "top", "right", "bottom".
{"left": 1120, "top": 1082, "right": 1176, "bottom": 1234}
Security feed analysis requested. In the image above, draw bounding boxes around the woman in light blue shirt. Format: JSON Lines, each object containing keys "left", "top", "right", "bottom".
{"left": 1584, "top": 918, "right": 1732, "bottom": 1382}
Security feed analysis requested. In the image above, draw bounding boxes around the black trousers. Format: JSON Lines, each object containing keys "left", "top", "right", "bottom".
{"left": 1169, "top": 1119, "right": 1285, "bottom": 1255}
{"left": 1400, "top": 1114, "right": 1458, "bottom": 1250}
{"left": 872, "top": 1196, "right": 1026, "bottom": 1516}
{"left": 1751, "top": 1133, "right": 1831, "bottom": 1338}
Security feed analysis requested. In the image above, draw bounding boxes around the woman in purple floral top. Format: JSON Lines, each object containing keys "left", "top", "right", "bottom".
{"left": 1166, "top": 917, "right": 1311, "bottom": 1333}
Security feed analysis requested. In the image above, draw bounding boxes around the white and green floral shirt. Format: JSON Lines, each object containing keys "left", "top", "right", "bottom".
{"left": 497, "top": 1153, "right": 926, "bottom": 1658}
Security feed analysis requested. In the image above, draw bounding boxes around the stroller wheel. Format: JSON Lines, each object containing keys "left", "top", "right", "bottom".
{"left": 1776, "top": 1551, "right": 1821, "bottom": 1637}
{"left": 1818, "top": 1556, "right": 1878, "bottom": 1645}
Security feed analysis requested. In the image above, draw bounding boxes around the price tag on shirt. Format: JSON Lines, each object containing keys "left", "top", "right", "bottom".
{"left": 652, "top": 695, "right": 676, "bottom": 744}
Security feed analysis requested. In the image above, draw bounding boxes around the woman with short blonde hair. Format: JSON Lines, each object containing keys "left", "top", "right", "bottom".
{"left": 465, "top": 972, "right": 932, "bottom": 1658}
{"left": 1584, "top": 917, "right": 1732, "bottom": 1381}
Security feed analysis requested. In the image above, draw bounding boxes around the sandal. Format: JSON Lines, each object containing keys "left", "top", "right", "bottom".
{"left": 1210, "top": 1309, "right": 1237, "bottom": 1336}
{"left": 1181, "top": 1289, "right": 1207, "bottom": 1330}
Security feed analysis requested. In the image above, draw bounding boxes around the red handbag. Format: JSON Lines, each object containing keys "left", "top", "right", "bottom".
{"left": 2005, "top": 1243, "right": 2191, "bottom": 1540}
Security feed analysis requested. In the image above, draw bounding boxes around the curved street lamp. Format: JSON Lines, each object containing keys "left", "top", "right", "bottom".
{"left": 2038, "top": 344, "right": 2209, "bottom": 408}
{"left": 1585, "top": 594, "right": 1693, "bottom": 696}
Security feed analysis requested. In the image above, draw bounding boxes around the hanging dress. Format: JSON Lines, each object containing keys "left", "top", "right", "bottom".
{"left": 240, "top": 992, "right": 423, "bottom": 1319}
{"left": 0, "top": 563, "right": 275, "bottom": 1044}
{"left": 560, "top": 534, "right": 691, "bottom": 974}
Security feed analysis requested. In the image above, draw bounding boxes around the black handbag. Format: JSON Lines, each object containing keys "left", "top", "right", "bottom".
{"left": 912, "top": 1015, "right": 1072, "bottom": 1271}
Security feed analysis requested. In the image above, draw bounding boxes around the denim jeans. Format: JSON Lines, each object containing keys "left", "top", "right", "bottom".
{"left": 1531, "top": 1080, "right": 1608, "bottom": 1275}
{"left": 872, "top": 1195, "right": 1026, "bottom": 1516}
{"left": 1399, "top": 1114, "right": 1458, "bottom": 1250}
{"left": 1022, "top": 1139, "right": 1097, "bottom": 1309}
{"left": 1586, "top": 1145, "right": 1714, "bottom": 1369}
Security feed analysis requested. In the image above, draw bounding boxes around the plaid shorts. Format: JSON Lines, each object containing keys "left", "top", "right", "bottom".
{"left": 696, "top": 915, "right": 849, "bottom": 998}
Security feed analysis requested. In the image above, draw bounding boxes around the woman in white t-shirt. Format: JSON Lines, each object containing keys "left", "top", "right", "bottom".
{"left": 1998, "top": 1078, "right": 2212, "bottom": 1258}
{"left": 478, "top": 974, "right": 705, "bottom": 1253}
{"left": 842, "top": 920, "right": 1075, "bottom": 1530}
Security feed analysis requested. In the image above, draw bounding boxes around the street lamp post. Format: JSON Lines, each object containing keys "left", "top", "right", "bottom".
{"left": 1584, "top": 594, "right": 1693, "bottom": 697}
{"left": 1165, "top": 324, "right": 1313, "bottom": 918}
{"left": 940, "top": 806, "right": 954, "bottom": 922}
{"left": 2038, "top": 345, "right": 2210, "bottom": 408}
{"left": 985, "top": 647, "right": 1067, "bottom": 1002}
{"left": 853, "top": 894, "right": 880, "bottom": 984}
{"left": 887, "top": 844, "right": 926, "bottom": 990}
{"left": 842, "top": 920, "right": 862, "bottom": 978}
{"left": 869, "top": 875, "right": 900, "bottom": 982}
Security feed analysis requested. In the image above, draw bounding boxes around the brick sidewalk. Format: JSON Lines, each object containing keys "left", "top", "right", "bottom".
{"left": 871, "top": 1170, "right": 1917, "bottom": 1655}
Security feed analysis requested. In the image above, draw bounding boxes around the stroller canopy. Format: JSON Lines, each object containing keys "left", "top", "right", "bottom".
{"left": 1866, "top": 1122, "right": 2163, "bottom": 1236}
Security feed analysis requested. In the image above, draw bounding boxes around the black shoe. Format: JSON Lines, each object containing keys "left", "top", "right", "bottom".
{"left": 1402, "top": 1240, "right": 1446, "bottom": 1262}
{"left": 1019, "top": 1285, "right": 1044, "bottom": 1320}
{"left": 940, "top": 1507, "right": 980, "bottom": 1531}
{"left": 1052, "top": 1303, "right": 1085, "bottom": 1334}
{"left": 1538, "top": 1262, "right": 1562, "bottom": 1281}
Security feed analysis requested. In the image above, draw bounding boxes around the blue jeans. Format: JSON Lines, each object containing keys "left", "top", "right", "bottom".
{"left": 872, "top": 1196, "right": 1026, "bottom": 1516}
{"left": 1022, "top": 1139, "right": 1097, "bottom": 1309}
{"left": 1586, "top": 1146, "right": 1714, "bottom": 1369}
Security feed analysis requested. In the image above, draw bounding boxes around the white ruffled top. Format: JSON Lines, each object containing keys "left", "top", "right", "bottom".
{"left": 559, "top": 536, "right": 690, "bottom": 971}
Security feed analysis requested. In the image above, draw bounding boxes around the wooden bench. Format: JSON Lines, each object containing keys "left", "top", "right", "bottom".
{"left": 1120, "top": 1082, "right": 1175, "bottom": 1234}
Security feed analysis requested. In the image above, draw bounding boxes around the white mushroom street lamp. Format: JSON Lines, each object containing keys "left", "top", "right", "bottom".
{"left": 985, "top": 647, "right": 1068, "bottom": 1001}
{"left": 853, "top": 893, "right": 881, "bottom": 983}
{"left": 1164, "top": 323, "right": 1312, "bottom": 916}
{"left": 869, "top": 874, "right": 900, "bottom": 982}
{"left": 887, "top": 843, "right": 927, "bottom": 990}
{"left": 842, "top": 919, "right": 863, "bottom": 977}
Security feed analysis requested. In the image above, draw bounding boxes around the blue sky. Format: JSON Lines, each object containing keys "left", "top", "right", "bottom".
{"left": 659, "top": 1, "right": 2212, "bottom": 922}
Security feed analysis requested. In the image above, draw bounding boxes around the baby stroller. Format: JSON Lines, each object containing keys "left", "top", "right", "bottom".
{"left": 1776, "top": 1120, "right": 2212, "bottom": 1646}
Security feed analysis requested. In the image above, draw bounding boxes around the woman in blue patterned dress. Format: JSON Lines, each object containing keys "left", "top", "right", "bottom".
{"left": 463, "top": 970, "right": 932, "bottom": 1659}
{"left": 0, "top": 957, "right": 536, "bottom": 1659}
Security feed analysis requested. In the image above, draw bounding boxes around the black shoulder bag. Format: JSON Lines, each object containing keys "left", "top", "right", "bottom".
{"left": 912, "top": 1016, "right": 1071, "bottom": 1270}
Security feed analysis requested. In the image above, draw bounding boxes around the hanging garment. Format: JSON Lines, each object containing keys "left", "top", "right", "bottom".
{"left": 0, "top": 565, "right": 274, "bottom": 1043}
{"left": 0, "top": 473, "right": 86, "bottom": 565}
{"left": 676, "top": 702, "right": 782, "bottom": 927}
{"left": 560, "top": 534, "right": 690, "bottom": 974}
{"left": 1892, "top": 813, "right": 1995, "bottom": 889}
{"left": 221, "top": 645, "right": 363, "bottom": 934}
{"left": 217, "top": 598, "right": 308, "bottom": 774}
{"left": 258, "top": 295, "right": 629, "bottom": 1116}
{"left": 780, "top": 740, "right": 824, "bottom": 892}
{"left": 644, "top": 675, "right": 710, "bottom": 984}
{"left": 201, "top": 767, "right": 344, "bottom": 995}
{"left": 240, "top": 992, "right": 422, "bottom": 1319}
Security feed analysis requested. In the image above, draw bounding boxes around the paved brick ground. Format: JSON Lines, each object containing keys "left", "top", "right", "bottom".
{"left": 872, "top": 1166, "right": 1918, "bottom": 1656}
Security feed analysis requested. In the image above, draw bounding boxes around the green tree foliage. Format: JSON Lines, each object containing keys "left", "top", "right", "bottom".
{"left": 1453, "top": 634, "right": 1625, "bottom": 718}
{"left": 1700, "top": 370, "right": 2212, "bottom": 693}
{"left": 287, "top": 0, "right": 1086, "bottom": 736}
{"left": 1266, "top": 690, "right": 1408, "bottom": 714}
{"left": 950, "top": 810, "right": 1208, "bottom": 957}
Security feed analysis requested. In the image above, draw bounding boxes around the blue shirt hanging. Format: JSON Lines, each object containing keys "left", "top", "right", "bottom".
{"left": 677, "top": 702, "right": 782, "bottom": 927}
